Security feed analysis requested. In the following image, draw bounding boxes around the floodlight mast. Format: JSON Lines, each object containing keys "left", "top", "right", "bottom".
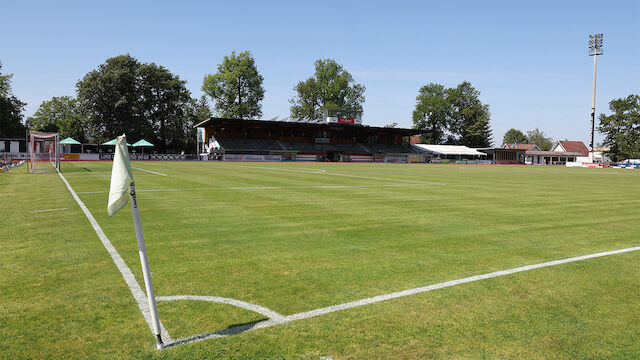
{"left": 588, "top": 33, "right": 603, "bottom": 161}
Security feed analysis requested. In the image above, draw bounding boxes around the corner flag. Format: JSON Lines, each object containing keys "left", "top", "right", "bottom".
{"left": 107, "top": 134, "right": 164, "bottom": 349}
{"left": 107, "top": 135, "right": 134, "bottom": 217}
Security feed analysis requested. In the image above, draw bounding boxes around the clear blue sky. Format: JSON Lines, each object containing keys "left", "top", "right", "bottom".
{"left": 1, "top": 0, "right": 638, "bottom": 145}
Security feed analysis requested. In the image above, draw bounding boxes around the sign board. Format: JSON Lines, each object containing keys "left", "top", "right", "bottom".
{"left": 338, "top": 117, "right": 355, "bottom": 124}
{"left": 197, "top": 127, "right": 205, "bottom": 143}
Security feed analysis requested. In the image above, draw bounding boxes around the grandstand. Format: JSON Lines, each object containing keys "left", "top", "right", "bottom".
{"left": 195, "top": 117, "right": 421, "bottom": 162}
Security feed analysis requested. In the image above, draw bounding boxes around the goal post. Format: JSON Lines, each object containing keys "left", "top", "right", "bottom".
{"left": 29, "top": 131, "right": 60, "bottom": 173}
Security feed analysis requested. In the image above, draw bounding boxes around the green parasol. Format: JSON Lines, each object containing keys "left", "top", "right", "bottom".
{"left": 60, "top": 137, "right": 81, "bottom": 145}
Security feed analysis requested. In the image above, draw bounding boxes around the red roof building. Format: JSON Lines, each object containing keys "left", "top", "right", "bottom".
{"left": 554, "top": 141, "right": 589, "bottom": 157}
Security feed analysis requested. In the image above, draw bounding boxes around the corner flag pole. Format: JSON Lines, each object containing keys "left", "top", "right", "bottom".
{"left": 107, "top": 134, "right": 163, "bottom": 350}
{"left": 128, "top": 182, "right": 163, "bottom": 349}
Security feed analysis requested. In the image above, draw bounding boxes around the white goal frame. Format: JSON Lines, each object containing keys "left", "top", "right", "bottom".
{"left": 29, "top": 131, "right": 60, "bottom": 173}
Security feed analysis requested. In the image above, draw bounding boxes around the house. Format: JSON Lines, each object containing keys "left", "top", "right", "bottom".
{"left": 524, "top": 150, "right": 583, "bottom": 165}
{"left": 553, "top": 141, "right": 589, "bottom": 157}
{"left": 593, "top": 147, "right": 611, "bottom": 163}
{"left": 484, "top": 142, "right": 583, "bottom": 165}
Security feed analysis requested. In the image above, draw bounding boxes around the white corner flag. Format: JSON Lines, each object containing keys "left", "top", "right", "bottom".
{"left": 107, "top": 134, "right": 164, "bottom": 349}
{"left": 107, "top": 135, "right": 134, "bottom": 217}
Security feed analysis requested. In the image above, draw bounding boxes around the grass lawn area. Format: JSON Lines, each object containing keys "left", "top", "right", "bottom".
{"left": 1, "top": 161, "right": 639, "bottom": 359}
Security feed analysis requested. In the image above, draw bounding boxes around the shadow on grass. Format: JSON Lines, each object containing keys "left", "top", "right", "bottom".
{"left": 163, "top": 318, "right": 270, "bottom": 349}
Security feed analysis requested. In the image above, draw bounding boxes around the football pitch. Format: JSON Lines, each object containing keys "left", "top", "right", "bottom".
{"left": 2, "top": 161, "right": 639, "bottom": 359}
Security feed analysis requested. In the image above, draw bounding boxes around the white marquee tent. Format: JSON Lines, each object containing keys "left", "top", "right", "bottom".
{"left": 412, "top": 144, "right": 487, "bottom": 157}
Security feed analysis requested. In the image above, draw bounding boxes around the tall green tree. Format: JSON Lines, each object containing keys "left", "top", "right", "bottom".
{"left": 202, "top": 51, "right": 264, "bottom": 120}
{"left": 139, "top": 62, "right": 191, "bottom": 152}
{"left": 26, "top": 96, "right": 89, "bottom": 142}
{"left": 447, "top": 81, "right": 492, "bottom": 147}
{"left": 526, "top": 128, "right": 553, "bottom": 151}
{"left": 77, "top": 55, "right": 191, "bottom": 152}
{"left": 0, "top": 62, "right": 27, "bottom": 137}
{"left": 413, "top": 81, "right": 492, "bottom": 146}
{"left": 76, "top": 55, "right": 149, "bottom": 144}
{"left": 412, "top": 83, "right": 451, "bottom": 144}
{"left": 598, "top": 94, "right": 640, "bottom": 162}
{"left": 502, "top": 128, "right": 528, "bottom": 145}
{"left": 289, "top": 59, "right": 365, "bottom": 121}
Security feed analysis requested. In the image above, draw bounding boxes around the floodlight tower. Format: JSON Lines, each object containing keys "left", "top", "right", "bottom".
{"left": 588, "top": 33, "right": 603, "bottom": 161}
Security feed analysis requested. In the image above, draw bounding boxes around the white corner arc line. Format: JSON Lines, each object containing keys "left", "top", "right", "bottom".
{"left": 157, "top": 295, "right": 285, "bottom": 321}
{"left": 132, "top": 167, "right": 167, "bottom": 176}
{"left": 57, "top": 170, "right": 172, "bottom": 343}
{"left": 164, "top": 245, "right": 640, "bottom": 349}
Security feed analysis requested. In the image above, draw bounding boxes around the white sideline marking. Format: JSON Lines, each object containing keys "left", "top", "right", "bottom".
{"left": 132, "top": 167, "right": 167, "bottom": 176}
{"left": 57, "top": 170, "right": 172, "bottom": 343}
{"left": 157, "top": 295, "right": 285, "bottom": 321}
{"left": 163, "top": 245, "right": 640, "bottom": 349}
{"left": 75, "top": 183, "right": 439, "bottom": 194}
{"left": 30, "top": 207, "right": 68, "bottom": 213}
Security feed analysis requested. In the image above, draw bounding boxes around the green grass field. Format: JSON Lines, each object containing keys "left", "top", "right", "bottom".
{"left": 2, "top": 161, "right": 639, "bottom": 359}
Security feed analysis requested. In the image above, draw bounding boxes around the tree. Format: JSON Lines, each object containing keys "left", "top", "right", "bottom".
{"left": 138, "top": 62, "right": 191, "bottom": 152}
{"left": 447, "top": 81, "right": 492, "bottom": 147}
{"left": 77, "top": 55, "right": 191, "bottom": 152}
{"left": 502, "top": 128, "right": 528, "bottom": 145}
{"left": 182, "top": 96, "right": 212, "bottom": 153}
{"left": 0, "top": 62, "right": 27, "bottom": 137}
{"left": 202, "top": 51, "right": 264, "bottom": 120}
{"left": 26, "top": 96, "right": 89, "bottom": 142}
{"left": 289, "top": 59, "right": 365, "bottom": 121}
{"left": 598, "top": 94, "right": 640, "bottom": 162}
{"left": 412, "top": 81, "right": 492, "bottom": 146}
{"left": 526, "top": 128, "right": 553, "bottom": 151}
{"left": 412, "top": 83, "right": 451, "bottom": 144}
{"left": 77, "top": 55, "right": 149, "bottom": 144}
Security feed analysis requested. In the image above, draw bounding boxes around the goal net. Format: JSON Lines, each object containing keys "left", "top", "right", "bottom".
{"left": 29, "top": 132, "right": 60, "bottom": 173}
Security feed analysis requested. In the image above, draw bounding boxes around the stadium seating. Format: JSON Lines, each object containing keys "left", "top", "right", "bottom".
{"left": 216, "top": 138, "right": 418, "bottom": 155}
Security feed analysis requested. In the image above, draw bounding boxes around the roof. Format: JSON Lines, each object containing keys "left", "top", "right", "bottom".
{"left": 412, "top": 144, "right": 487, "bottom": 156}
{"left": 504, "top": 143, "right": 539, "bottom": 151}
{"left": 556, "top": 141, "right": 589, "bottom": 156}
{"left": 60, "top": 137, "right": 81, "bottom": 145}
{"left": 194, "top": 117, "right": 419, "bottom": 136}
{"left": 526, "top": 150, "right": 584, "bottom": 156}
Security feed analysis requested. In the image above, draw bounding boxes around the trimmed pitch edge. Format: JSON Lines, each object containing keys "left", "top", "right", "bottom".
{"left": 163, "top": 245, "right": 640, "bottom": 349}
{"left": 57, "top": 170, "right": 172, "bottom": 344}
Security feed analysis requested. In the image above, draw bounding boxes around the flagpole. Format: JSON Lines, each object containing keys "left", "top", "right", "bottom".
{"left": 129, "top": 182, "right": 163, "bottom": 349}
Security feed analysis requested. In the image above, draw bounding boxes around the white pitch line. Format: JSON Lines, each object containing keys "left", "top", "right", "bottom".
{"left": 29, "top": 207, "right": 68, "bottom": 213}
{"left": 163, "top": 245, "right": 640, "bottom": 349}
{"left": 75, "top": 182, "right": 439, "bottom": 194}
{"left": 57, "top": 170, "right": 172, "bottom": 344}
{"left": 157, "top": 295, "right": 285, "bottom": 321}
{"left": 132, "top": 167, "right": 167, "bottom": 176}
